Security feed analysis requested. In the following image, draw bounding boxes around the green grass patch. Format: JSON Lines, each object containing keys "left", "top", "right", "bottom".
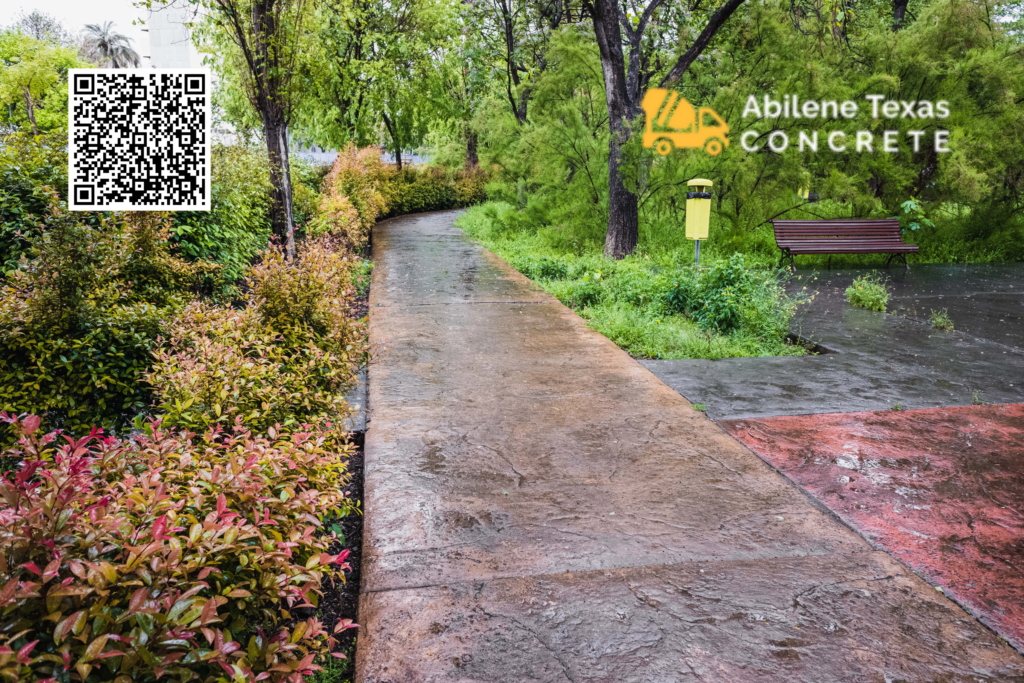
{"left": 457, "top": 202, "right": 811, "bottom": 360}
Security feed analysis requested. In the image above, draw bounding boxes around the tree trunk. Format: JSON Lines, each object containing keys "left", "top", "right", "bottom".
{"left": 22, "top": 88, "right": 38, "bottom": 136}
{"left": 605, "top": 132, "right": 639, "bottom": 258}
{"left": 591, "top": 0, "right": 638, "bottom": 259}
{"left": 264, "top": 115, "right": 296, "bottom": 259}
{"left": 893, "top": 0, "right": 909, "bottom": 28}
{"left": 382, "top": 111, "right": 402, "bottom": 170}
{"left": 466, "top": 128, "right": 479, "bottom": 167}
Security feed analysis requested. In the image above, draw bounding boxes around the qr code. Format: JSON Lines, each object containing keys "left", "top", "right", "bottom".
{"left": 68, "top": 69, "right": 211, "bottom": 211}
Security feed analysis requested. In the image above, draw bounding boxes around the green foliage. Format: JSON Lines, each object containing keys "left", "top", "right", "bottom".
{"left": 845, "top": 273, "right": 891, "bottom": 312}
{"left": 0, "top": 132, "right": 68, "bottom": 272}
{"left": 0, "top": 413, "right": 358, "bottom": 682}
{"left": 171, "top": 145, "right": 275, "bottom": 295}
{"left": 0, "top": 30, "right": 87, "bottom": 133}
{"left": 381, "top": 167, "right": 488, "bottom": 218}
{"left": 690, "top": 256, "right": 753, "bottom": 332}
{"left": 146, "top": 239, "right": 366, "bottom": 435}
{"left": 431, "top": 0, "right": 1024, "bottom": 265}
{"left": 692, "top": 403, "right": 707, "bottom": 412}
{"left": 930, "top": 308, "right": 954, "bottom": 331}
{"left": 457, "top": 203, "right": 808, "bottom": 359}
{"left": 351, "top": 258, "right": 373, "bottom": 298}
{"left": 0, "top": 203, "right": 198, "bottom": 441}
{"left": 899, "top": 197, "right": 934, "bottom": 236}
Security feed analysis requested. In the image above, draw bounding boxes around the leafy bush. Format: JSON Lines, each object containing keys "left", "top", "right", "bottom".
{"left": 382, "top": 167, "right": 488, "bottom": 219}
{"left": 544, "top": 278, "right": 605, "bottom": 309}
{"left": 351, "top": 258, "right": 372, "bottom": 298}
{"left": 290, "top": 158, "right": 332, "bottom": 230}
{"left": 930, "top": 308, "right": 954, "bottom": 331}
{"left": 147, "top": 239, "right": 366, "bottom": 435}
{"left": 691, "top": 255, "right": 754, "bottom": 332}
{"left": 0, "top": 132, "right": 70, "bottom": 272}
{"left": 457, "top": 205, "right": 807, "bottom": 359}
{"left": 664, "top": 274, "right": 699, "bottom": 315}
{"left": 309, "top": 146, "right": 388, "bottom": 250}
{"left": 507, "top": 255, "right": 570, "bottom": 281}
{"left": 845, "top": 273, "right": 890, "bottom": 312}
{"left": 171, "top": 145, "right": 274, "bottom": 295}
{"left": 0, "top": 412, "right": 358, "bottom": 682}
{"left": 604, "top": 266, "right": 672, "bottom": 309}
{"left": 0, "top": 201, "right": 198, "bottom": 441}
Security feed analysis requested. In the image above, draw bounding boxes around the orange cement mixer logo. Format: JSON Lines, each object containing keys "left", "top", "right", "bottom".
{"left": 642, "top": 89, "right": 730, "bottom": 156}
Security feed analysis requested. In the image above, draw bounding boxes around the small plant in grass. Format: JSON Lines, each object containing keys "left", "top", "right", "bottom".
{"left": 930, "top": 308, "right": 954, "bottom": 331}
{"left": 845, "top": 273, "right": 890, "bottom": 312}
{"left": 0, "top": 412, "right": 359, "bottom": 682}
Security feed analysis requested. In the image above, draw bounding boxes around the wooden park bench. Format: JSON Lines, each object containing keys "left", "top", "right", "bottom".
{"left": 772, "top": 219, "right": 919, "bottom": 270}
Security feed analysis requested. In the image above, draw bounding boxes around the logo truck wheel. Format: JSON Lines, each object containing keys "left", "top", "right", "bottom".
{"left": 705, "top": 138, "right": 724, "bottom": 156}
{"left": 655, "top": 139, "right": 673, "bottom": 156}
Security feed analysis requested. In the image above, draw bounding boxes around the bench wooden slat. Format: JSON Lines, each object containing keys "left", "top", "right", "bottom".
{"left": 771, "top": 218, "right": 918, "bottom": 269}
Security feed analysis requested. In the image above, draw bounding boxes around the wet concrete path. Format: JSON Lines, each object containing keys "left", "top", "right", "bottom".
{"left": 642, "top": 266, "right": 1024, "bottom": 420}
{"left": 357, "top": 211, "right": 1023, "bottom": 681}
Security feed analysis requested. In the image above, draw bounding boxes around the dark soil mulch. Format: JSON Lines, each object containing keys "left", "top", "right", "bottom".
{"left": 320, "top": 438, "right": 364, "bottom": 668}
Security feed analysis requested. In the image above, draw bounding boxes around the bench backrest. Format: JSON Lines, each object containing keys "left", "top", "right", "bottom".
{"left": 772, "top": 219, "right": 903, "bottom": 246}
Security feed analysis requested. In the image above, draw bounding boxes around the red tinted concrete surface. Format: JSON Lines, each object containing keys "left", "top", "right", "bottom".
{"left": 722, "top": 403, "right": 1024, "bottom": 652}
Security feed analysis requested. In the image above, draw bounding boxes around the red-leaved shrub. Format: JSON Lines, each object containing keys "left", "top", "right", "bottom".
{"left": 0, "top": 413, "right": 357, "bottom": 682}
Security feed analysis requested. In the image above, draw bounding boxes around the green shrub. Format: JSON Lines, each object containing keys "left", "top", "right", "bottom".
{"left": 0, "top": 412, "right": 358, "bottom": 682}
{"left": 664, "top": 273, "right": 699, "bottom": 314}
{"left": 692, "top": 255, "right": 754, "bottom": 332}
{"left": 507, "top": 255, "right": 570, "bottom": 281}
{"left": 0, "top": 132, "right": 70, "bottom": 272}
{"left": 171, "top": 145, "right": 274, "bottom": 295}
{"left": 0, "top": 202, "right": 198, "bottom": 441}
{"left": 604, "top": 267, "right": 673, "bottom": 309}
{"left": 310, "top": 146, "right": 389, "bottom": 250}
{"left": 544, "top": 278, "right": 605, "bottom": 308}
{"left": 147, "top": 239, "right": 366, "bottom": 435}
{"left": 351, "top": 257, "right": 373, "bottom": 298}
{"left": 845, "top": 273, "right": 890, "bottom": 312}
{"left": 930, "top": 308, "right": 954, "bottom": 331}
{"left": 381, "top": 167, "right": 488, "bottom": 219}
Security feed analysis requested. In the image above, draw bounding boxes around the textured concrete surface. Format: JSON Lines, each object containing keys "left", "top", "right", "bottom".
{"left": 344, "top": 366, "right": 368, "bottom": 433}
{"left": 357, "top": 210, "right": 1024, "bottom": 681}
{"left": 643, "top": 266, "right": 1024, "bottom": 420}
{"left": 722, "top": 403, "right": 1024, "bottom": 652}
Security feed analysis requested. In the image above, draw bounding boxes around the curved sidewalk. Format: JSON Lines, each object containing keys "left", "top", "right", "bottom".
{"left": 356, "top": 210, "right": 1024, "bottom": 682}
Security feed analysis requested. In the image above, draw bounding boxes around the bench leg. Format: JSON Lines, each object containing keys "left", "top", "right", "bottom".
{"left": 779, "top": 251, "right": 796, "bottom": 272}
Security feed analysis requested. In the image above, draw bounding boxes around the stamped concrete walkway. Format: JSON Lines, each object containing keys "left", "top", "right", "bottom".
{"left": 357, "top": 211, "right": 1024, "bottom": 682}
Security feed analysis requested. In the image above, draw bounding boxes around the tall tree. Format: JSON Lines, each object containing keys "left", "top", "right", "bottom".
{"left": 82, "top": 22, "right": 141, "bottom": 67}
{"left": 306, "top": 0, "right": 452, "bottom": 167}
{"left": 0, "top": 32, "right": 80, "bottom": 134}
{"left": 587, "top": 0, "right": 746, "bottom": 258}
{"left": 15, "top": 11, "right": 77, "bottom": 49}
{"left": 196, "top": 0, "right": 312, "bottom": 258}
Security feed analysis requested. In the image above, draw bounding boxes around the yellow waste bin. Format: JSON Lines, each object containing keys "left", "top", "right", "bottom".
{"left": 685, "top": 179, "right": 712, "bottom": 240}
{"left": 685, "top": 179, "right": 712, "bottom": 263}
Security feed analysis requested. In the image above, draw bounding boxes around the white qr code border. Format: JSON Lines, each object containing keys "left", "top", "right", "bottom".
{"left": 68, "top": 69, "right": 212, "bottom": 212}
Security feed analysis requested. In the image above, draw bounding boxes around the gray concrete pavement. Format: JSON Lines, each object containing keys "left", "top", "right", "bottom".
{"left": 356, "top": 211, "right": 1024, "bottom": 682}
{"left": 643, "top": 265, "right": 1024, "bottom": 420}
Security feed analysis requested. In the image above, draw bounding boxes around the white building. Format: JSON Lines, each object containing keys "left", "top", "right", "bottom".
{"left": 142, "top": 1, "right": 201, "bottom": 69}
